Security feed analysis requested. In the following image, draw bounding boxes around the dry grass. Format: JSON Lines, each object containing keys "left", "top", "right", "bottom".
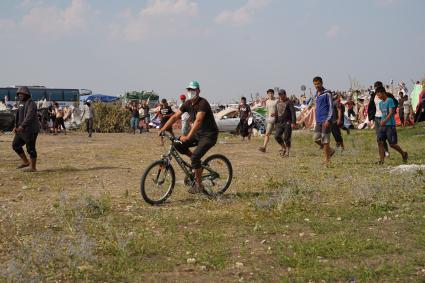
{"left": 1, "top": 125, "right": 425, "bottom": 282}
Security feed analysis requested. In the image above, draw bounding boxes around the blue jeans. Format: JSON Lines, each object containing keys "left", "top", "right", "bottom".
{"left": 130, "top": 117, "right": 139, "bottom": 129}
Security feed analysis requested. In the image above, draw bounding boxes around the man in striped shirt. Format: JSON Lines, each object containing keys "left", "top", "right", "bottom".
{"left": 313, "top": 76, "right": 335, "bottom": 164}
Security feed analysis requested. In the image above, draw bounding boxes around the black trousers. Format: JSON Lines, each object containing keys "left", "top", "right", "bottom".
{"left": 331, "top": 122, "right": 343, "bottom": 143}
{"left": 174, "top": 133, "right": 218, "bottom": 169}
{"left": 86, "top": 118, "right": 93, "bottom": 136}
{"left": 12, "top": 132, "right": 38, "bottom": 159}
{"left": 274, "top": 122, "right": 292, "bottom": 147}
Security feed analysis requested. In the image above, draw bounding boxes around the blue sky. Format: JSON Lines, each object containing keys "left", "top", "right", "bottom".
{"left": 0, "top": 0, "right": 424, "bottom": 103}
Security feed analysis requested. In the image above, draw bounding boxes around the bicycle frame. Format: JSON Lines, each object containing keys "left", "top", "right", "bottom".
{"left": 162, "top": 143, "right": 219, "bottom": 184}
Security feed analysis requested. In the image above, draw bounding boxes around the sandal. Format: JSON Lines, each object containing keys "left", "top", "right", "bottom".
{"left": 258, "top": 146, "right": 266, "bottom": 153}
{"left": 279, "top": 149, "right": 286, "bottom": 158}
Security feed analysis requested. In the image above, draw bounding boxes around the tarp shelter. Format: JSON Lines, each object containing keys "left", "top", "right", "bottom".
{"left": 124, "top": 91, "right": 159, "bottom": 101}
{"left": 411, "top": 84, "right": 423, "bottom": 113}
{"left": 80, "top": 94, "right": 119, "bottom": 103}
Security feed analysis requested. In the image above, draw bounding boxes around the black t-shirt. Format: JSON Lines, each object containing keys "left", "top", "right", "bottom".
{"left": 238, "top": 104, "right": 251, "bottom": 120}
{"left": 142, "top": 105, "right": 150, "bottom": 117}
{"left": 131, "top": 107, "right": 139, "bottom": 118}
{"left": 180, "top": 97, "right": 218, "bottom": 135}
{"left": 160, "top": 106, "right": 173, "bottom": 123}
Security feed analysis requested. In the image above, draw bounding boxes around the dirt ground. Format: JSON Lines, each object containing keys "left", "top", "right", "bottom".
{"left": 1, "top": 127, "right": 425, "bottom": 282}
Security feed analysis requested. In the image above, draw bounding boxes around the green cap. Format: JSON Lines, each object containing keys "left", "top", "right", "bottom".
{"left": 187, "top": 80, "right": 200, "bottom": 90}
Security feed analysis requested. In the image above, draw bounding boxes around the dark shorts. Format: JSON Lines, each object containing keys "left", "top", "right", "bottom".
{"left": 12, "top": 132, "right": 38, "bottom": 159}
{"left": 274, "top": 122, "right": 292, "bottom": 146}
{"left": 378, "top": 125, "right": 397, "bottom": 145}
{"left": 313, "top": 122, "right": 331, "bottom": 144}
{"left": 174, "top": 132, "right": 218, "bottom": 169}
{"left": 331, "top": 122, "right": 343, "bottom": 143}
{"left": 54, "top": 117, "right": 65, "bottom": 129}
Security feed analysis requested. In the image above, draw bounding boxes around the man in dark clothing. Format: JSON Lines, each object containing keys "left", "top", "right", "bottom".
{"left": 238, "top": 97, "right": 251, "bottom": 140}
{"left": 159, "top": 99, "right": 174, "bottom": 145}
{"left": 128, "top": 102, "right": 140, "bottom": 134}
{"left": 331, "top": 94, "right": 345, "bottom": 150}
{"left": 12, "top": 86, "right": 40, "bottom": 172}
{"left": 274, "top": 89, "right": 296, "bottom": 157}
{"left": 160, "top": 80, "right": 218, "bottom": 194}
{"left": 141, "top": 99, "right": 150, "bottom": 132}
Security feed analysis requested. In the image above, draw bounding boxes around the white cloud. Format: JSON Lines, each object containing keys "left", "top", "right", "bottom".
{"left": 140, "top": 0, "right": 198, "bottom": 16}
{"left": 20, "top": 0, "right": 91, "bottom": 34}
{"left": 215, "top": 0, "right": 271, "bottom": 27}
{"left": 326, "top": 25, "right": 341, "bottom": 39}
{"left": 0, "top": 19, "right": 16, "bottom": 32}
{"left": 110, "top": 0, "right": 199, "bottom": 42}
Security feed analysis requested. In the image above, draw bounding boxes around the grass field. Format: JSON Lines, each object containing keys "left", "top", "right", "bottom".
{"left": 1, "top": 125, "right": 425, "bottom": 282}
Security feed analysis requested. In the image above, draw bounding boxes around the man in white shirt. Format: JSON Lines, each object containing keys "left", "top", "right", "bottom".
{"left": 81, "top": 100, "right": 95, "bottom": 138}
{"left": 259, "top": 89, "right": 277, "bottom": 152}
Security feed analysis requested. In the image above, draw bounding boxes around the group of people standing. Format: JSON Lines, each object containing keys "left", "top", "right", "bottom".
{"left": 126, "top": 100, "right": 150, "bottom": 134}
{"left": 252, "top": 76, "right": 409, "bottom": 165}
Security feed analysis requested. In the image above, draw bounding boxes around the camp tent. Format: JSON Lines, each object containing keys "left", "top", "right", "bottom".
{"left": 80, "top": 94, "right": 120, "bottom": 103}
{"left": 411, "top": 84, "right": 423, "bottom": 113}
{"left": 124, "top": 91, "right": 159, "bottom": 101}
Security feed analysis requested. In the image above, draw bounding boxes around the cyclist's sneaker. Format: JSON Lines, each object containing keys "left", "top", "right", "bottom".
{"left": 188, "top": 183, "right": 204, "bottom": 194}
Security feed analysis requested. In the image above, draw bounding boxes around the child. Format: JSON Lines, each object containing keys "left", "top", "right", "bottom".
{"left": 375, "top": 86, "right": 408, "bottom": 164}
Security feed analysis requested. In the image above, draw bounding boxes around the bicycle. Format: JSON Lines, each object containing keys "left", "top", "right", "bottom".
{"left": 140, "top": 132, "right": 233, "bottom": 205}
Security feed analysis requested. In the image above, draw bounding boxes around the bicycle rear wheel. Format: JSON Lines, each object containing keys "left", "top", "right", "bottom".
{"left": 140, "top": 160, "right": 175, "bottom": 205}
{"left": 202, "top": 154, "right": 233, "bottom": 195}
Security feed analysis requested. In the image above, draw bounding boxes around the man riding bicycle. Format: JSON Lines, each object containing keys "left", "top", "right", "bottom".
{"left": 159, "top": 81, "right": 219, "bottom": 194}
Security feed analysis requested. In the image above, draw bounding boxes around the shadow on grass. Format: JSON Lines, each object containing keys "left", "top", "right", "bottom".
{"left": 36, "top": 166, "right": 128, "bottom": 173}
{"left": 164, "top": 191, "right": 276, "bottom": 207}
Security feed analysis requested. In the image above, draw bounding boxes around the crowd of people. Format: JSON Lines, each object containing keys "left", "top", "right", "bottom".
{"left": 8, "top": 77, "right": 425, "bottom": 176}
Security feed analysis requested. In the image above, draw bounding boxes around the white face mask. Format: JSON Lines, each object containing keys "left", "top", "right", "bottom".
{"left": 187, "top": 90, "right": 197, "bottom": 100}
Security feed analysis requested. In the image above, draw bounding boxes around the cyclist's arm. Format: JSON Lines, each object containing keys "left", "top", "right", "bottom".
{"left": 186, "top": 111, "right": 205, "bottom": 138}
{"left": 160, "top": 110, "right": 182, "bottom": 131}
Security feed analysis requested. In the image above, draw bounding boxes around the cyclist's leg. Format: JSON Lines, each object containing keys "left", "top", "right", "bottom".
{"left": 191, "top": 133, "right": 218, "bottom": 186}
{"left": 174, "top": 136, "right": 198, "bottom": 157}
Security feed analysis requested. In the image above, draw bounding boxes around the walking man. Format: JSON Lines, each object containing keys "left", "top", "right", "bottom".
{"left": 238, "top": 97, "right": 251, "bottom": 141}
{"left": 375, "top": 86, "right": 408, "bottom": 164}
{"left": 81, "top": 100, "right": 95, "bottom": 138}
{"left": 259, "top": 89, "right": 277, "bottom": 153}
{"left": 368, "top": 81, "right": 390, "bottom": 156}
{"left": 12, "top": 86, "right": 40, "bottom": 172}
{"left": 330, "top": 93, "right": 345, "bottom": 150}
{"left": 141, "top": 99, "right": 150, "bottom": 132}
{"left": 312, "top": 76, "right": 335, "bottom": 164}
{"left": 274, "top": 89, "right": 296, "bottom": 157}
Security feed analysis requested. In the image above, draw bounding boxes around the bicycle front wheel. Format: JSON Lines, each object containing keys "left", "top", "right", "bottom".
{"left": 202, "top": 154, "right": 233, "bottom": 195}
{"left": 140, "top": 160, "right": 175, "bottom": 205}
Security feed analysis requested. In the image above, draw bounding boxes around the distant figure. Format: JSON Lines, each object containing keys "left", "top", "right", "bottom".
{"left": 128, "top": 102, "right": 140, "bottom": 134}
{"left": 81, "top": 100, "right": 95, "bottom": 138}
{"left": 54, "top": 102, "right": 66, "bottom": 135}
{"left": 12, "top": 86, "right": 40, "bottom": 172}
{"left": 258, "top": 89, "right": 277, "bottom": 153}
{"left": 158, "top": 99, "right": 174, "bottom": 146}
{"left": 402, "top": 95, "right": 413, "bottom": 127}
{"left": 179, "top": 94, "right": 191, "bottom": 136}
{"left": 238, "top": 96, "right": 251, "bottom": 141}
{"left": 141, "top": 99, "right": 150, "bottom": 133}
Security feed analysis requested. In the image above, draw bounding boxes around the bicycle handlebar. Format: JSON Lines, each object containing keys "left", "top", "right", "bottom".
{"left": 160, "top": 131, "right": 182, "bottom": 143}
